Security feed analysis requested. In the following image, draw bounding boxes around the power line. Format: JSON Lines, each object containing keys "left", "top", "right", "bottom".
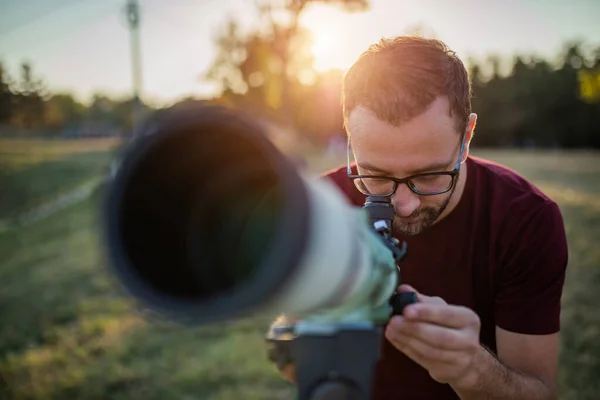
{"left": 0, "top": 0, "right": 97, "bottom": 38}
{"left": 0, "top": 2, "right": 119, "bottom": 55}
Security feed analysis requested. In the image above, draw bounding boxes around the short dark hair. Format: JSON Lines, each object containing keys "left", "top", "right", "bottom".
{"left": 342, "top": 36, "right": 472, "bottom": 132}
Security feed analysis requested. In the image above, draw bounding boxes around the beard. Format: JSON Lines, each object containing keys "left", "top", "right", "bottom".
{"left": 392, "top": 190, "right": 454, "bottom": 236}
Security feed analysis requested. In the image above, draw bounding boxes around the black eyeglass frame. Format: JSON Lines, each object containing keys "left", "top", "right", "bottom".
{"left": 346, "top": 130, "right": 468, "bottom": 197}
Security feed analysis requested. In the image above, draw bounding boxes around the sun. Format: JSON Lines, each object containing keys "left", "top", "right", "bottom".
{"left": 301, "top": 3, "right": 361, "bottom": 72}
{"left": 312, "top": 31, "right": 334, "bottom": 57}
{"left": 310, "top": 31, "right": 336, "bottom": 70}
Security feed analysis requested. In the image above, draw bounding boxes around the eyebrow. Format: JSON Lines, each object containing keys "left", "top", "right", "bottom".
{"left": 359, "top": 159, "right": 455, "bottom": 176}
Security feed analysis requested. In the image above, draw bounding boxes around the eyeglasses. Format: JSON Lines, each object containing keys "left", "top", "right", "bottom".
{"left": 346, "top": 131, "right": 467, "bottom": 197}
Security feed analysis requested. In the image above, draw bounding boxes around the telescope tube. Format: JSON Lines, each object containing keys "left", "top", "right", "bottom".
{"left": 103, "top": 103, "right": 398, "bottom": 326}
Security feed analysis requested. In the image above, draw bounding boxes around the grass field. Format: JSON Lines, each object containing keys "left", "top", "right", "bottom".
{"left": 0, "top": 138, "right": 121, "bottom": 222}
{"left": 0, "top": 140, "right": 599, "bottom": 399}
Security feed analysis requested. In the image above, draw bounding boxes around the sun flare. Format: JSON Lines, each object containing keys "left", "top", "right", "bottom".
{"left": 311, "top": 31, "right": 335, "bottom": 59}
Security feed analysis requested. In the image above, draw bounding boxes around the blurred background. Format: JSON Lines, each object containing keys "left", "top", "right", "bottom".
{"left": 0, "top": 0, "right": 599, "bottom": 399}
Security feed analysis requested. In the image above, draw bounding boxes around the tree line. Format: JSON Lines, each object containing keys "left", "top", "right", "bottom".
{"left": 0, "top": 61, "right": 150, "bottom": 137}
{"left": 469, "top": 45, "right": 600, "bottom": 148}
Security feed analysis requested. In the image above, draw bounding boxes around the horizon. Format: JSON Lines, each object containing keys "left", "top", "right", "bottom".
{"left": 1, "top": 0, "right": 599, "bottom": 108}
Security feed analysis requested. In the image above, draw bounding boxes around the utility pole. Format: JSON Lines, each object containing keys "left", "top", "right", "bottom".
{"left": 125, "top": 0, "right": 143, "bottom": 136}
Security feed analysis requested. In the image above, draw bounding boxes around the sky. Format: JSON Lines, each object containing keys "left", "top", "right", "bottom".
{"left": 1, "top": 0, "right": 599, "bottom": 107}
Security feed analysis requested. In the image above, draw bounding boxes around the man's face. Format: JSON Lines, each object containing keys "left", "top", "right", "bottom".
{"left": 346, "top": 96, "right": 467, "bottom": 236}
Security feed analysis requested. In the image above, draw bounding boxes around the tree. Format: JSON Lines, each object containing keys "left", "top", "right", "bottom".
{"left": 85, "top": 93, "right": 153, "bottom": 133}
{"left": 205, "top": 0, "right": 370, "bottom": 128}
{"left": 44, "top": 93, "right": 86, "bottom": 129}
{"left": 292, "top": 68, "right": 345, "bottom": 143}
{"left": 11, "top": 62, "right": 47, "bottom": 129}
{"left": 0, "top": 61, "right": 13, "bottom": 124}
{"left": 468, "top": 39, "right": 600, "bottom": 149}
{"left": 205, "top": 18, "right": 248, "bottom": 97}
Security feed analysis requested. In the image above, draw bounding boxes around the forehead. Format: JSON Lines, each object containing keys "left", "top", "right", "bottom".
{"left": 347, "top": 97, "right": 460, "bottom": 172}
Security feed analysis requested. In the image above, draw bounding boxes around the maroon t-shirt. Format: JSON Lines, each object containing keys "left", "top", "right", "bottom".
{"left": 322, "top": 155, "right": 568, "bottom": 400}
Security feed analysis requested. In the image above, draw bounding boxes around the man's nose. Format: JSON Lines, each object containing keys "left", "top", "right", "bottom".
{"left": 391, "top": 183, "right": 421, "bottom": 217}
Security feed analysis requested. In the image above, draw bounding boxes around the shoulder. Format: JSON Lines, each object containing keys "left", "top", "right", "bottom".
{"left": 468, "top": 155, "right": 559, "bottom": 217}
{"left": 472, "top": 157, "right": 569, "bottom": 334}
{"left": 468, "top": 155, "right": 567, "bottom": 265}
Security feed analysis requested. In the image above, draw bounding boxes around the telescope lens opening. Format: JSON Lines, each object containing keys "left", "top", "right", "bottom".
{"left": 117, "top": 123, "right": 284, "bottom": 302}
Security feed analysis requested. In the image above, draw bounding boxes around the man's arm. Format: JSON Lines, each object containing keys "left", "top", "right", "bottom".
{"left": 451, "top": 328, "right": 558, "bottom": 399}
{"left": 449, "top": 200, "right": 567, "bottom": 399}
{"left": 385, "top": 287, "right": 558, "bottom": 400}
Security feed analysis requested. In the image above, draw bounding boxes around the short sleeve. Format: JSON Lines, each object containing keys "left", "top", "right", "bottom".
{"left": 494, "top": 201, "right": 568, "bottom": 335}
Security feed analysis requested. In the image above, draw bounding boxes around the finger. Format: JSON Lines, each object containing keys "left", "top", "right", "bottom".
{"left": 404, "top": 303, "right": 479, "bottom": 329}
{"left": 416, "top": 294, "right": 446, "bottom": 306}
{"left": 397, "top": 284, "right": 416, "bottom": 293}
{"left": 388, "top": 316, "right": 470, "bottom": 351}
{"left": 387, "top": 333, "right": 430, "bottom": 368}
{"left": 385, "top": 325, "right": 459, "bottom": 365}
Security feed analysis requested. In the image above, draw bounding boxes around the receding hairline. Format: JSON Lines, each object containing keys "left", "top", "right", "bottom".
{"left": 341, "top": 35, "right": 472, "bottom": 133}
{"left": 345, "top": 96, "right": 464, "bottom": 136}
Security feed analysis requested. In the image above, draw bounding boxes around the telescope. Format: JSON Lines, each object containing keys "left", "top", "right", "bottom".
{"left": 102, "top": 102, "right": 417, "bottom": 400}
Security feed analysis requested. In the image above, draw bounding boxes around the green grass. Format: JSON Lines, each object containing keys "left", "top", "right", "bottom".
{"left": 0, "top": 143, "right": 599, "bottom": 399}
{"left": 0, "top": 193, "right": 293, "bottom": 400}
{"left": 0, "top": 138, "right": 121, "bottom": 221}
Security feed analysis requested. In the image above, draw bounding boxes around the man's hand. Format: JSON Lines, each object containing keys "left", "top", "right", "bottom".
{"left": 385, "top": 285, "right": 483, "bottom": 390}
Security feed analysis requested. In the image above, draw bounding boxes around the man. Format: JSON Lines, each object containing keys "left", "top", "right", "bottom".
{"left": 269, "top": 35, "right": 568, "bottom": 399}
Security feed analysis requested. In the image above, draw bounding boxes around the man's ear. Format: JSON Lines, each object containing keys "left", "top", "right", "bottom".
{"left": 467, "top": 113, "right": 477, "bottom": 141}
{"left": 462, "top": 113, "right": 477, "bottom": 162}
